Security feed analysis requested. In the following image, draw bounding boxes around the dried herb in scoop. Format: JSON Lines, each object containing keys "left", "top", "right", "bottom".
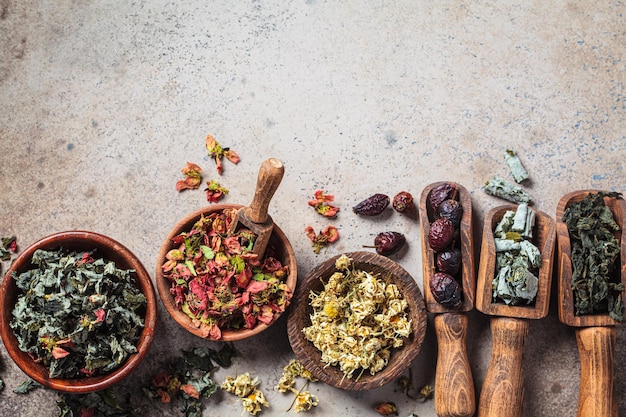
{"left": 10, "top": 248, "right": 147, "bottom": 378}
{"left": 562, "top": 192, "right": 624, "bottom": 321}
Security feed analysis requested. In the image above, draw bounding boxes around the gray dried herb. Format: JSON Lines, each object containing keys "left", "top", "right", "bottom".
{"left": 10, "top": 248, "right": 147, "bottom": 378}
{"left": 492, "top": 204, "right": 541, "bottom": 305}
{"left": 483, "top": 176, "right": 533, "bottom": 204}
{"left": 13, "top": 379, "right": 42, "bottom": 394}
{"left": 562, "top": 192, "right": 624, "bottom": 321}
{"left": 504, "top": 149, "right": 529, "bottom": 183}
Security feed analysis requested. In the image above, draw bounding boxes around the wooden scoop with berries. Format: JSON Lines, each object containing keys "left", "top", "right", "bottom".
{"left": 476, "top": 204, "right": 556, "bottom": 417}
{"left": 556, "top": 190, "right": 626, "bottom": 417}
{"left": 419, "top": 182, "right": 476, "bottom": 417}
{"left": 227, "top": 158, "right": 285, "bottom": 257}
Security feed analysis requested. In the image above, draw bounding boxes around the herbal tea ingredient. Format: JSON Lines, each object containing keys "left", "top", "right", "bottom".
{"left": 221, "top": 373, "right": 269, "bottom": 416}
{"left": 483, "top": 176, "right": 534, "bottom": 204}
{"left": 302, "top": 255, "right": 412, "bottom": 380}
{"left": 504, "top": 149, "right": 529, "bottom": 183}
{"left": 176, "top": 162, "right": 203, "bottom": 192}
{"left": 206, "top": 134, "right": 240, "bottom": 175}
{"left": 276, "top": 359, "right": 319, "bottom": 413}
{"left": 144, "top": 345, "right": 235, "bottom": 417}
{"left": 308, "top": 190, "right": 340, "bottom": 218}
{"left": 304, "top": 225, "right": 339, "bottom": 254}
{"left": 492, "top": 203, "right": 542, "bottom": 305}
{"left": 10, "top": 249, "right": 146, "bottom": 379}
{"left": 161, "top": 208, "right": 292, "bottom": 339}
{"left": 204, "top": 179, "right": 229, "bottom": 203}
{"left": 562, "top": 192, "right": 624, "bottom": 321}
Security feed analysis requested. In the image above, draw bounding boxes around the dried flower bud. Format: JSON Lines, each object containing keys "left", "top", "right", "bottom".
{"left": 375, "top": 402, "right": 398, "bottom": 416}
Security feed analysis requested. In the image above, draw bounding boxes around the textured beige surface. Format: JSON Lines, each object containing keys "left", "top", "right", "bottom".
{"left": 1, "top": 1, "right": 625, "bottom": 416}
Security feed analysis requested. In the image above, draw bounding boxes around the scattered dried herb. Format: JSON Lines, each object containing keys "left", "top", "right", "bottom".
{"left": 204, "top": 179, "right": 229, "bottom": 203}
{"left": 144, "top": 345, "right": 235, "bottom": 417}
{"left": 58, "top": 388, "right": 141, "bottom": 417}
{"left": 562, "top": 192, "right": 624, "bottom": 321}
{"left": 504, "top": 149, "right": 529, "bottom": 183}
{"left": 10, "top": 249, "right": 147, "bottom": 379}
{"left": 397, "top": 368, "right": 433, "bottom": 402}
{"left": 353, "top": 194, "right": 390, "bottom": 216}
{"left": 276, "top": 359, "right": 319, "bottom": 413}
{"left": 1, "top": 235, "right": 18, "bottom": 261}
{"left": 161, "top": 208, "right": 292, "bottom": 339}
{"left": 302, "top": 255, "right": 412, "bottom": 380}
{"left": 221, "top": 373, "right": 269, "bottom": 416}
{"left": 206, "top": 134, "right": 240, "bottom": 175}
{"left": 304, "top": 225, "right": 339, "bottom": 254}
{"left": 176, "top": 162, "right": 203, "bottom": 192}
{"left": 308, "top": 190, "right": 340, "bottom": 218}
{"left": 492, "top": 203, "right": 541, "bottom": 305}
{"left": 13, "top": 379, "right": 42, "bottom": 394}
{"left": 375, "top": 402, "right": 398, "bottom": 416}
{"left": 483, "top": 176, "right": 533, "bottom": 204}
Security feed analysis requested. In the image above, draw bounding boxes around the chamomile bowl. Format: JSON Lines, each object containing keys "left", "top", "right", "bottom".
{"left": 155, "top": 204, "right": 297, "bottom": 342}
{"left": 0, "top": 231, "right": 157, "bottom": 393}
{"left": 287, "top": 251, "right": 427, "bottom": 391}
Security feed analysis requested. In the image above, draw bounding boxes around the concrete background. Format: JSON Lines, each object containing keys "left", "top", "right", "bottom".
{"left": 1, "top": 1, "right": 625, "bottom": 416}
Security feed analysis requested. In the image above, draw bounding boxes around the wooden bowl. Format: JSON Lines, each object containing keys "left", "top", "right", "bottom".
{"left": 0, "top": 231, "right": 157, "bottom": 393}
{"left": 556, "top": 190, "right": 626, "bottom": 327}
{"left": 476, "top": 204, "right": 556, "bottom": 319}
{"left": 419, "top": 181, "right": 475, "bottom": 313}
{"left": 156, "top": 204, "right": 297, "bottom": 342}
{"left": 287, "top": 251, "right": 427, "bottom": 391}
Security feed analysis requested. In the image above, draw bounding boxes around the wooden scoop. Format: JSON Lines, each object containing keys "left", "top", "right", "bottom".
{"left": 227, "top": 158, "right": 284, "bottom": 257}
{"left": 419, "top": 182, "right": 476, "bottom": 417}
{"left": 556, "top": 190, "right": 626, "bottom": 417}
{"left": 476, "top": 204, "right": 556, "bottom": 417}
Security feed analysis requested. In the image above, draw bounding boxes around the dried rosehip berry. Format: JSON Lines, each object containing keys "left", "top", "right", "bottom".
{"left": 353, "top": 193, "right": 390, "bottom": 216}
{"left": 428, "top": 217, "right": 455, "bottom": 252}
{"left": 438, "top": 199, "right": 463, "bottom": 228}
{"left": 392, "top": 191, "right": 414, "bottom": 213}
{"left": 436, "top": 247, "right": 462, "bottom": 275}
{"left": 429, "top": 182, "right": 458, "bottom": 213}
{"left": 372, "top": 231, "right": 406, "bottom": 256}
{"left": 430, "top": 272, "right": 462, "bottom": 308}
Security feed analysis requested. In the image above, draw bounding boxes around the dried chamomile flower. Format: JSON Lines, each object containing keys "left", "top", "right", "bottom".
{"left": 293, "top": 390, "right": 319, "bottom": 413}
{"left": 222, "top": 373, "right": 269, "bottom": 416}
{"left": 302, "top": 255, "right": 412, "bottom": 380}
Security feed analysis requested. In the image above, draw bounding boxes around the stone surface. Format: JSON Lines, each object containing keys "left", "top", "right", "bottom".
{"left": 0, "top": 0, "right": 625, "bottom": 416}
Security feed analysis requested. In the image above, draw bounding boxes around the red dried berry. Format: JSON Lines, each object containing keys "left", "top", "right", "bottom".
{"left": 430, "top": 272, "right": 462, "bottom": 308}
{"left": 438, "top": 199, "right": 463, "bottom": 228}
{"left": 436, "top": 247, "right": 462, "bottom": 275}
{"left": 392, "top": 191, "right": 414, "bottom": 213}
{"left": 428, "top": 217, "right": 455, "bottom": 252}
{"left": 373, "top": 231, "right": 406, "bottom": 256}
{"left": 353, "top": 193, "right": 390, "bottom": 216}
{"left": 429, "top": 183, "right": 459, "bottom": 213}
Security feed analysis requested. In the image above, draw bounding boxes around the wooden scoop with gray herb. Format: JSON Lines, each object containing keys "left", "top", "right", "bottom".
{"left": 227, "top": 158, "right": 285, "bottom": 257}
{"left": 556, "top": 190, "right": 625, "bottom": 417}
{"left": 476, "top": 203, "right": 556, "bottom": 417}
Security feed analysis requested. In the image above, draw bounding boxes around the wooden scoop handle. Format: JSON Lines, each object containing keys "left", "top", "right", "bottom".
{"left": 576, "top": 326, "right": 618, "bottom": 417}
{"left": 434, "top": 313, "right": 476, "bottom": 417}
{"left": 478, "top": 317, "right": 529, "bottom": 417}
{"left": 245, "top": 158, "right": 285, "bottom": 224}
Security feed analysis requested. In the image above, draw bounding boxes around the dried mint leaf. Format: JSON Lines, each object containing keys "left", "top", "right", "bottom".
{"left": 10, "top": 248, "right": 147, "bottom": 378}
{"left": 562, "top": 192, "right": 624, "bottom": 321}
{"left": 13, "top": 379, "right": 42, "bottom": 394}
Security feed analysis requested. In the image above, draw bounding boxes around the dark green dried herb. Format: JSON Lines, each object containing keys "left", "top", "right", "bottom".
{"left": 10, "top": 248, "right": 147, "bottom": 378}
{"left": 143, "top": 344, "right": 235, "bottom": 417}
{"left": 562, "top": 192, "right": 624, "bottom": 321}
{"left": 56, "top": 388, "right": 141, "bottom": 417}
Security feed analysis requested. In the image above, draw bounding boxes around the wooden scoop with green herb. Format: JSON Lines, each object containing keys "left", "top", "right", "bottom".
{"left": 227, "top": 158, "right": 285, "bottom": 257}
{"left": 557, "top": 190, "right": 625, "bottom": 417}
